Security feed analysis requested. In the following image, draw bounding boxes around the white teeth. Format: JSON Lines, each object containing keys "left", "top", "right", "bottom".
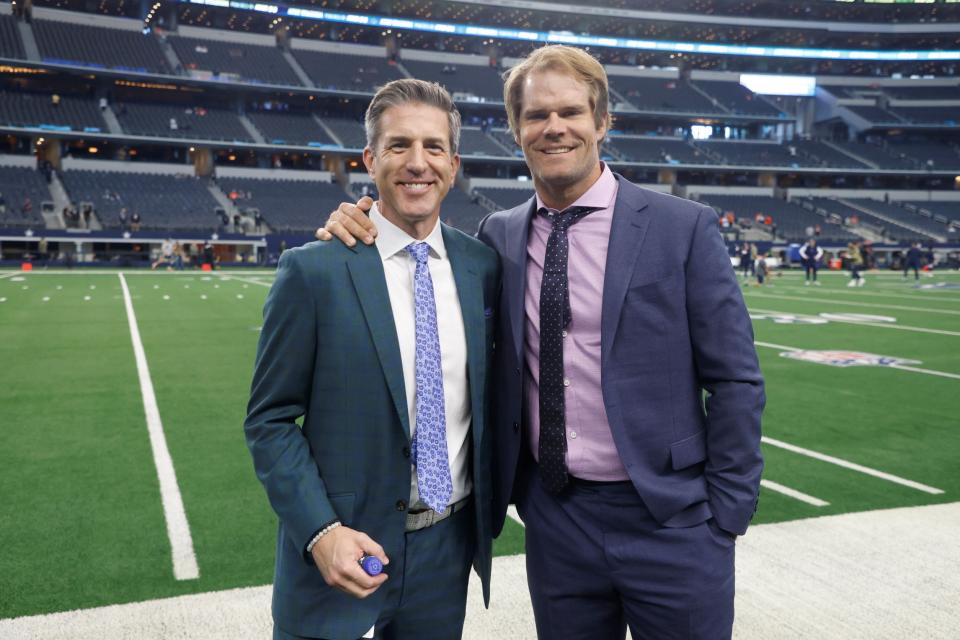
{"left": 544, "top": 148, "right": 572, "bottom": 154}
{"left": 402, "top": 183, "right": 430, "bottom": 190}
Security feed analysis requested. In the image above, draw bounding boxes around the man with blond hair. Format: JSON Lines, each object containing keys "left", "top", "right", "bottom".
{"left": 248, "top": 78, "right": 498, "bottom": 640}
{"left": 321, "top": 45, "right": 763, "bottom": 640}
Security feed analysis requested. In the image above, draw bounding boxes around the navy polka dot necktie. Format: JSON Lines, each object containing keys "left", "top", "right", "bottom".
{"left": 538, "top": 206, "right": 600, "bottom": 494}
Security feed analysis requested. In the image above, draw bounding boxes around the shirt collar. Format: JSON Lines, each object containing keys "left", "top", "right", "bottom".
{"left": 370, "top": 202, "right": 447, "bottom": 261}
{"left": 535, "top": 162, "right": 617, "bottom": 214}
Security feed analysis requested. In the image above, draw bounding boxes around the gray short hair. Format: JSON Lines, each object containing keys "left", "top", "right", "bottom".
{"left": 364, "top": 79, "right": 461, "bottom": 154}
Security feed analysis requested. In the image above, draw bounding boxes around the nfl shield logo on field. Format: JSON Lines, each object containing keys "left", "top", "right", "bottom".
{"left": 780, "top": 350, "right": 922, "bottom": 368}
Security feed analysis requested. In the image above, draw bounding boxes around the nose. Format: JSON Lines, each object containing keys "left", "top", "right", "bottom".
{"left": 543, "top": 112, "right": 565, "bottom": 136}
{"left": 405, "top": 143, "right": 428, "bottom": 173}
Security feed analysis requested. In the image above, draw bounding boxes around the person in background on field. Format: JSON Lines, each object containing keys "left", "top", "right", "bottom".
{"left": 799, "top": 238, "right": 823, "bottom": 286}
{"left": 847, "top": 239, "right": 865, "bottom": 287}
{"left": 755, "top": 252, "right": 770, "bottom": 286}
{"left": 903, "top": 242, "right": 924, "bottom": 281}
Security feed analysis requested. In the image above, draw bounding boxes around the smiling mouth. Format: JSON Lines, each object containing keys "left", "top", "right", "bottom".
{"left": 398, "top": 182, "right": 433, "bottom": 191}
{"left": 541, "top": 147, "right": 574, "bottom": 155}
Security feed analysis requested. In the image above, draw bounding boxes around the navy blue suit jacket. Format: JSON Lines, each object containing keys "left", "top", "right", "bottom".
{"left": 478, "top": 175, "right": 764, "bottom": 538}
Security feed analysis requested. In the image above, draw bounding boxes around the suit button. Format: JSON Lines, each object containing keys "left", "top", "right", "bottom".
{"left": 396, "top": 500, "right": 407, "bottom": 511}
{"left": 402, "top": 446, "right": 411, "bottom": 458}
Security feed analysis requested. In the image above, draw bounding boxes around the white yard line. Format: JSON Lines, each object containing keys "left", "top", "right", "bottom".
{"left": 506, "top": 505, "right": 524, "bottom": 527}
{"left": 217, "top": 275, "right": 273, "bottom": 287}
{"left": 772, "top": 285, "right": 960, "bottom": 303}
{"left": 0, "top": 272, "right": 22, "bottom": 280}
{"left": 118, "top": 274, "right": 200, "bottom": 581}
{"left": 888, "top": 364, "right": 960, "bottom": 381}
{"left": 744, "top": 292, "right": 960, "bottom": 316}
{"left": 762, "top": 436, "right": 944, "bottom": 495}
{"left": 753, "top": 340, "right": 960, "bottom": 380}
{"left": 750, "top": 308, "right": 960, "bottom": 337}
{"left": 760, "top": 479, "right": 829, "bottom": 507}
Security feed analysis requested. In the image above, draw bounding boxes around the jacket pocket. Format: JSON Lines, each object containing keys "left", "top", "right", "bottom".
{"left": 327, "top": 492, "right": 356, "bottom": 524}
{"left": 670, "top": 430, "right": 706, "bottom": 470}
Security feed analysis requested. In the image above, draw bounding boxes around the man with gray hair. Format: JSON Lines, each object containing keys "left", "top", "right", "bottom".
{"left": 245, "top": 78, "right": 499, "bottom": 640}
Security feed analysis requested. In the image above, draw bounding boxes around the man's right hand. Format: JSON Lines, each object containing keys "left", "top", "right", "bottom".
{"left": 311, "top": 525, "right": 389, "bottom": 598}
{"left": 315, "top": 196, "right": 378, "bottom": 247}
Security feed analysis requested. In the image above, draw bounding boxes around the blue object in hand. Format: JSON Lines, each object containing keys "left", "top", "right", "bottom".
{"left": 360, "top": 555, "right": 383, "bottom": 576}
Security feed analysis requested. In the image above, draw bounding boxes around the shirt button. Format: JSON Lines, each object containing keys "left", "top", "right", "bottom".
{"left": 570, "top": 431, "right": 578, "bottom": 439}
{"left": 562, "top": 330, "right": 568, "bottom": 338}
{"left": 513, "top": 421, "right": 520, "bottom": 433}
{"left": 563, "top": 378, "right": 570, "bottom": 387}
{"left": 396, "top": 500, "right": 407, "bottom": 511}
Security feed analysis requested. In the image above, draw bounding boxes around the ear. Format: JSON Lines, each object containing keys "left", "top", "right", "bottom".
{"left": 596, "top": 113, "right": 611, "bottom": 144}
{"left": 362, "top": 147, "right": 376, "bottom": 178}
{"left": 451, "top": 153, "right": 461, "bottom": 179}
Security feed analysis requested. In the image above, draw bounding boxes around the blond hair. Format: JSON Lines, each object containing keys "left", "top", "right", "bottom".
{"left": 502, "top": 45, "right": 612, "bottom": 140}
{"left": 365, "top": 78, "right": 462, "bottom": 153}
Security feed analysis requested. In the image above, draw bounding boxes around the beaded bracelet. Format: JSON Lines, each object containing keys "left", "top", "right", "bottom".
{"left": 306, "top": 521, "right": 342, "bottom": 553}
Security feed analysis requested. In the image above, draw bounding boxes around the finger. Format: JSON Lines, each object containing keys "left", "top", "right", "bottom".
{"left": 337, "top": 210, "right": 376, "bottom": 245}
{"left": 340, "top": 202, "right": 377, "bottom": 237}
{"left": 325, "top": 220, "right": 357, "bottom": 247}
{"left": 315, "top": 227, "right": 333, "bottom": 241}
{"left": 357, "top": 534, "right": 389, "bottom": 565}
{"left": 356, "top": 196, "right": 374, "bottom": 212}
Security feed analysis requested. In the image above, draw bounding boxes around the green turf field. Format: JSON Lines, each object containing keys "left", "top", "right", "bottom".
{"left": 1, "top": 268, "right": 957, "bottom": 620}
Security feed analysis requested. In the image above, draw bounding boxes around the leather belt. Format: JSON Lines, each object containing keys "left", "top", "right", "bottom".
{"left": 405, "top": 496, "right": 471, "bottom": 532}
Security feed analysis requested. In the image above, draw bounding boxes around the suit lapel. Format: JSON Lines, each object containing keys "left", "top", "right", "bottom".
{"left": 600, "top": 177, "right": 651, "bottom": 367}
{"left": 443, "top": 226, "right": 485, "bottom": 448}
{"left": 346, "top": 246, "right": 410, "bottom": 437}
{"left": 504, "top": 197, "right": 536, "bottom": 364}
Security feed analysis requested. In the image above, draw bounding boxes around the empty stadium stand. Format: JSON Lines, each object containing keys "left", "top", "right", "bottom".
{"left": 693, "top": 81, "right": 783, "bottom": 117}
{"left": 33, "top": 19, "right": 170, "bottom": 74}
{"left": 0, "top": 14, "right": 25, "bottom": 60}
{"left": 611, "top": 77, "right": 723, "bottom": 114}
{"left": 805, "top": 197, "right": 933, "bottom": 243}
{"left": 214, "top": 177, "right": 350, "bottom": 233}
{"left": 246, "top": 111, "right": 337, "bottom": 147}
{"left": 441, "top": 188, "right": 492, "bottom": 234}
{"left": 169, "top": 36, "right": 301, "bottom": 86}
{"left": 846, "top": 199, "right": 950, "bottom": 241}
{"left": 0, "top": 91, "right": 106, "bottom": 132}
{"left": 321, "top": 117, "right": 368, "bottom": 149}
{"left": 60, "top": 170, "right": 221, "bottom": 231}
{"left": 0, "top": 166, "right": 50, "bottom": 229}
{"left": 695, "top": 141, "right": 804, "bottom": 167}
{"left": 459, "top": 128, "right": 510, "bottom": 157}
{"left": 401, "top": 59, "right": 504, "bottom": 102}
{"left": 605, "top": 136, "right": 718, "bottom": 165}
{"left": 699, "top": 195, "right": 858, "bottom": 243}
{"left": 291, "top": 49, "right": 405, "bottom": 93}
{"left": 116, "top": 102, "right": 254, "bottom": 142}
{"left": 793, "top": 141, "right": 870, "bottom": 170}
{"left": 473, "top": 187, "right": 534, "bottom": 211}
{"left": 833, "top": 141, "right": 919, "bottom": 170}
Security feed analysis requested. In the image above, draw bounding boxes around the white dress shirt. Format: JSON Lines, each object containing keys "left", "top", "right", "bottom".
{"left": 370, "top": 204, "right": 472, "bottom": 510}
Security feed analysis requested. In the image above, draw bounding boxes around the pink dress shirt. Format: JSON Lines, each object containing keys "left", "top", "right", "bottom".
{"left": 524, "top": 164, "right": 630, "bottom": 481}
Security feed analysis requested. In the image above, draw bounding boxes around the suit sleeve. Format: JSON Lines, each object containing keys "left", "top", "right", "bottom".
{"left": 244, "top": 250, "right": 339, "bottom": 561}
{"left": 685, "top": 207, "right": 765, "bottom": 535}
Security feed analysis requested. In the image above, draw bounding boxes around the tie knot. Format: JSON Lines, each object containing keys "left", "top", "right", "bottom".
{"left": 405, "top": 241, "right": 430, "bottom": 264}
{"left": 540, "top": 206, "right": 598, "bottom": 231}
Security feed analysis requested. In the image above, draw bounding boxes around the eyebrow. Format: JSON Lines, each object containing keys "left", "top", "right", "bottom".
{"left": 383, "top": 135, "right": 448, "bottom": 148}
{"left": 523, "top": 105, "right": 586, "bottom": 118}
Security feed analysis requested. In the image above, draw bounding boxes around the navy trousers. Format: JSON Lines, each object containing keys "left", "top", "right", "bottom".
{"left": 517, "top": 465, "right": 736, "bottom": 640}
{"left": 275, "top": 506, "right": 474, "bottom": 640}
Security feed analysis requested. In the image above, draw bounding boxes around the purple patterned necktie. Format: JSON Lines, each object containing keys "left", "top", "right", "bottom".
{"left": 405, "top": 241, "right": 453, "bottom": 512}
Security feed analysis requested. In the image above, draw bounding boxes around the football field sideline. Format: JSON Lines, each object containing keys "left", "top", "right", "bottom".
{"left": 2, "top": 502, "right": 957, "bottom": 640}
